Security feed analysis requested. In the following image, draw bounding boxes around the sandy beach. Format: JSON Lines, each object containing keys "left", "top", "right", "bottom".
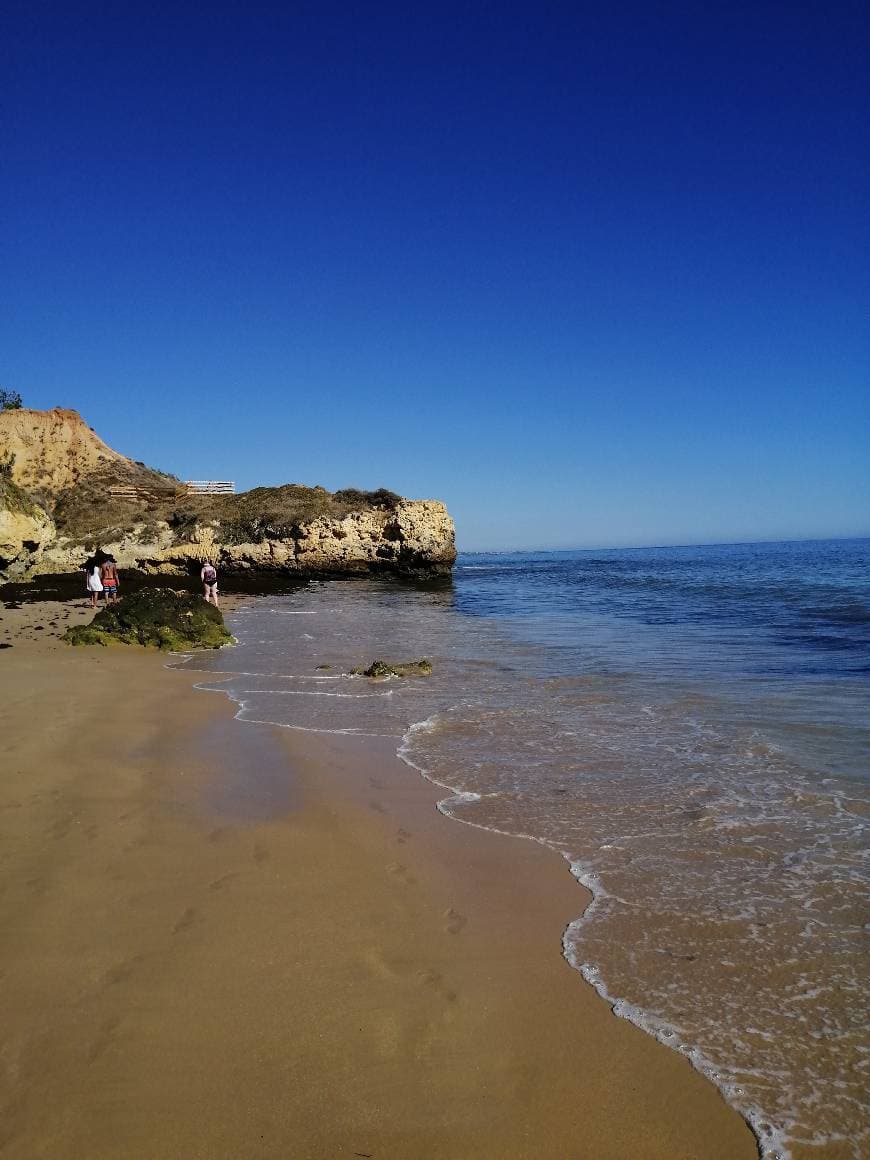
{"left": 0, "top": 595, "right": 758, "bottom": 1159}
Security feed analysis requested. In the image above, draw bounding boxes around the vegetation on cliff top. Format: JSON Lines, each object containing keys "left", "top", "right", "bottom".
{"left": 64, "top": 588, "right": 232, "bottom": 650}
{"left": 0, "top": 389, "right": 23, "bottom": 410}
{"left": 167, "top": 485, "right": 402, "bottom": 545}
{"left": 49, "top": 470, "right": 403, "bottom": 543}
{"left": 49, "top": 462, "right": 183, "bottom": 540}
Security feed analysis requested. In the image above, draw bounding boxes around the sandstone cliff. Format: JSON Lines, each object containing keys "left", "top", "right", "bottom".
{"left": 0, "top": 408, "right": 456, "bottom": 580}
{"left": 0, "top": 476, "right": 55, "bottom": 574}
{"left": 0, "top": 407, "right": 129, "bottom": 497}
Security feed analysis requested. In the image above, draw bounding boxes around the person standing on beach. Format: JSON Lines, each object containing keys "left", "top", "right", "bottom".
{"left": 85, "top": 559, "right": 103, "bottom": 608}
{"left": 100, "top": 556, "right": 120, "bottom": 603}
{"left": 201, "top": 559, "right": 219, "bottom": 608}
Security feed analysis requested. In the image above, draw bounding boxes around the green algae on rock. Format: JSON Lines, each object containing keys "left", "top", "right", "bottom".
{"left": 64, "top": 588, "right": 232, "bottom": 650}
{"left": 351, "top": 658, "right": 433, "bottom": 678}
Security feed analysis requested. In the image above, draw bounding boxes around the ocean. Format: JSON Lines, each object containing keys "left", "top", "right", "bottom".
{"left": 181, "top": 538, "right": 869, "bottom": 1159}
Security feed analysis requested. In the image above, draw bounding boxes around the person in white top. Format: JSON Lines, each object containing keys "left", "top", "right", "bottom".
{"left": 86, "top": 561, "right": 104, "bottom": 608}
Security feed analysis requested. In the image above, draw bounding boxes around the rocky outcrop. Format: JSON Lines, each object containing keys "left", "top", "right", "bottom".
{"left": 351, "top": 659, "right": 433, "bottom": 677}
{"left": 167, "top": 501, "right": 457, "bottom": 576}
{"left": 64, "top": 589, "right": 233, "bottom": 650}
{"left": 0, "top": 408, "right": 456, "bottom": 580}
{"left": 24, "top": 500, "right": 456, "bottom": 578}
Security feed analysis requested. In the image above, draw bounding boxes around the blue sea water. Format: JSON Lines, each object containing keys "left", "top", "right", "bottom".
{"left": 184, "top": 538, "right": 870, "bottom": 1159}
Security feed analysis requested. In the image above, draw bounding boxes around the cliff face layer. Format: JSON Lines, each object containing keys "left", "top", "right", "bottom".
{"left": 0, "top": 407, "right": 129, "bottom": 497}
{"left": 159, "top": 500, "right": 457, "bottom": 576}
{"left": 0, "top": 408, "right": 456, "bottom": 580}
{"left": 0, "top": 476, "right": 55, "bottom": 574}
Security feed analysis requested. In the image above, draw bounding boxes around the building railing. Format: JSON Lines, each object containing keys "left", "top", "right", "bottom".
{"left": 184, "top": 481, "right": 236, "bottom": 494}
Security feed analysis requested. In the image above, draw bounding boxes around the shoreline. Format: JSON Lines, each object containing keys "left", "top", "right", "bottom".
{"left": 396, "top": 724, "right": 777, "bottom": 1158}
{"left": 0, "top": 595, "right": 757, "bottom": 1158}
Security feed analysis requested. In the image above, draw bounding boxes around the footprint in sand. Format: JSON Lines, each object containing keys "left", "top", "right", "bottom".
{"left": 416, "top": 968, "right": 443, "bottom": 988}
{"left": 208, "top": 872, "right": 239, "bottom": 892}
{"left": 363, "top": 949, "right": 460, "bottom": 1031}
{"left": 396, "top": 828, "right": 411, "bottom": 844}
{"left": 374, "top": 1011, "right": 402, "bottom": 1057}
{"left": 102, "top": 955, "right": 144, "bottom": 987}
{"left": 444, "top": 908, "right": 467, "bottom": 934}
{"left": 87, "top": 1015, "right": 121, "bottom": 1064}
{"left": 362, "top": 946, "right": 407, "bottom": 981}
{"left": 48, "top": 815, "right": 73, "bottom": 840}
{"left": 386, "top": 862, "right": 416, "bottom": 886}
{"left": 414, "top": 968, "right": 459, "bottom": 1004}
{"left": 368, "top": 800, "right": 387, "bottom": 814}
{"left": 172, "top": 907, "right": 197, "bottom": 934}
{"left": 252, "top": 843, "right": 270, "bottom": 864}
{"left": 363, "top": 948, "right": 455, "bottom": 1010}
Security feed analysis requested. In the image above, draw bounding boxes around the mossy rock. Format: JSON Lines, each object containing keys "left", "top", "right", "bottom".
{"left": 351, "top": 658, "right": 432, "bottom": 678}
{"left": 64, "top": 588, "right": 232, "bottom": 650}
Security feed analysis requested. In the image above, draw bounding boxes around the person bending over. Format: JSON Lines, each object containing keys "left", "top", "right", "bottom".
{"left": 201, "top": 560, "right": 220, "bottom": 608}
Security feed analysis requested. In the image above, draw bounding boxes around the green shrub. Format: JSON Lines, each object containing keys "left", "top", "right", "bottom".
{"left": 333, "top": 487, "right": 401, "bottom": 510}
{"left": 0, "top": 389, "right": 22, "bottom": 410}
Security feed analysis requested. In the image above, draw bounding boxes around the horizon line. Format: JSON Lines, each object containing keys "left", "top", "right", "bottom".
{"left": 456, "top": 533, "right": 870, "bottom": 556}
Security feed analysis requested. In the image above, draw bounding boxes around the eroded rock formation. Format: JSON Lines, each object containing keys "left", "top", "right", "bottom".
{"left": 0, "top": 477, "right": 55, "bottom": 575}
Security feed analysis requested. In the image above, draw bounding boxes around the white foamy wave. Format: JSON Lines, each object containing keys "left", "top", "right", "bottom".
{"left": 563, "top": 878, "right": 794, "bottom": 1160}
{"left": 235, "top": 714, "right": 399, "bottom": 738}
{"left": 234, "top": 688, "right": 394, "bottom": 699}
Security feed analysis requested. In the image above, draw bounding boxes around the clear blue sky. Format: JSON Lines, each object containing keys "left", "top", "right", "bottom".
{"left": 3, "top": 1, "right": 868, "bottom": 550}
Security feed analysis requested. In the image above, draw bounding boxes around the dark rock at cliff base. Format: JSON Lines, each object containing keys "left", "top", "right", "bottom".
{"left": 64, "top": 588, "right": 232, "bottom": 650}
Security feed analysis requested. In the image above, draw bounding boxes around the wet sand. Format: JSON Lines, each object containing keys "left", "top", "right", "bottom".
{"left": 0, "top": 597, "right": 758, "bottom": 1159}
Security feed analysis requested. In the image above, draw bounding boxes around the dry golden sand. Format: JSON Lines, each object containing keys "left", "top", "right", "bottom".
{"left": 0, "top": 597, "right": 758, "bottom": 1159}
